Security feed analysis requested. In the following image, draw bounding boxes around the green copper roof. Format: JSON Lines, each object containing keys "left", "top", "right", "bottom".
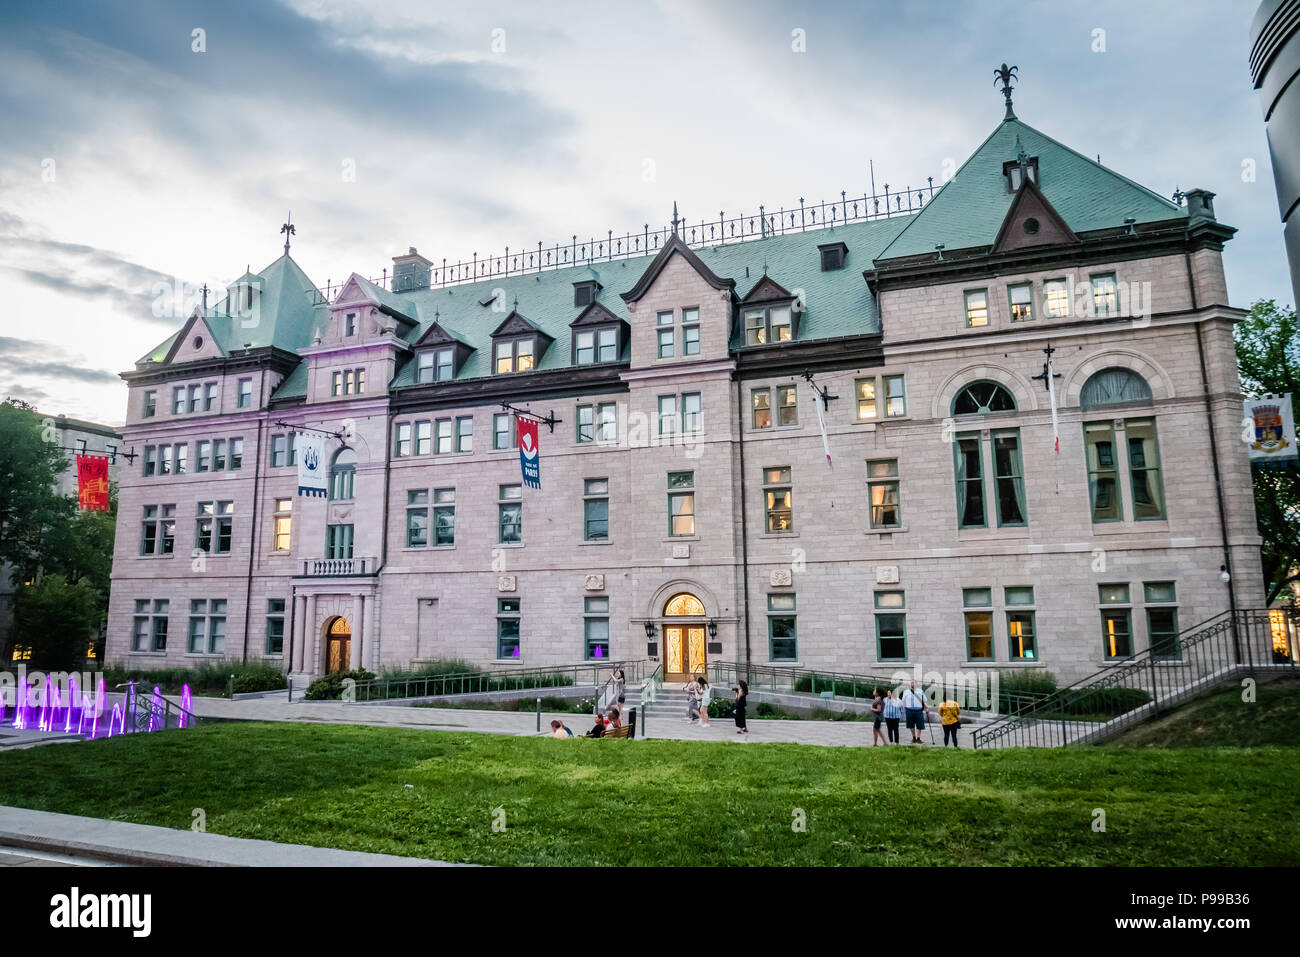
{"left": 875, "top": 117, "right": 1186, "bottom": 261}
{"left": 140, "top": 253, "right": 327, "bottom": 365}
{"left": 386, "top": 213, "right": 912, "bottom": 388}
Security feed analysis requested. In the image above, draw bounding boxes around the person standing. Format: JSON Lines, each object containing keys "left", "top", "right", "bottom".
{"left": 733, "top": 680, "right": 749, "bottom": 734}
{"left": 612, "top": 667, "right": 625, "bottom": 702}
{"left": 939, "top": 691, "right": 961, "bottom": 748}
{"left": 882, "top": 689, "right": 902, "bottom": 744}
{"left": 697, "top": 675, "right": 712, "bottom": 727}
{"left": 685, "top": 674, "right": 701, "bottom": 723}
{"left": 871, "top": 687, "right": 886, "bottom": 746}
{"left": 902, "top": 680, "right": 927, "bottom": 744}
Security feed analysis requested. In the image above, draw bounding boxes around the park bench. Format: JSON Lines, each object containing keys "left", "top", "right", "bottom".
{"left": 599, "top": 709, "right": 637, "bottom": 740}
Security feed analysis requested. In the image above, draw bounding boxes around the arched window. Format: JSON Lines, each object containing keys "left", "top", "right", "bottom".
{"left": 952, "top": 381, "right": 1017, "bottom": 415}
{"left": 1080, "top": 368, "right": 1153, "bottom": 410}
{"left": 329, "top": 448, "right": 356, "bottom": 501}
{"left": 664, "top": 593, "right": 705, "bottom": 617}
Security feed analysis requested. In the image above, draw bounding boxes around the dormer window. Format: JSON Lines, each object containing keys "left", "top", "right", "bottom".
{"left": 818, "top": 242, "right": 848, "bottom": 272}
{"left": 739, "top": 275, "right": 800, "bottom": 346}
{"left": 495, "top": 338, "right": 535, "bottom": 374}
{"left": 744, "top": 305, "right": 793, "bottom": 346}
{"left": 575, "top": 328, "right": 618, "bottom": 365}
{"left": 490, "top": 308, "right": 552, "bottom": 374}
{"left": 416, "top": 347, "right": 456, "bottom": 384}
{"left": 1003, "top": 156, "right": 1039, "bottom": 192}
{"left": 574, "top": 280, "right": 601, "bottom": 308}
{"left": 344, "top": 312, "right": 357, "bottom": 337}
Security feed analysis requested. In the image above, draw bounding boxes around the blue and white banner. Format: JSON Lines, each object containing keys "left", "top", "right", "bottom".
{"left": 297, "top": 432, "right": 327, "bottom": 496}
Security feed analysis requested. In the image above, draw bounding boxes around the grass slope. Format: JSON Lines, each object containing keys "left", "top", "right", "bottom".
{"left": 1, "top": 723, "right": 1296, "bottom": 866}
{"left": 1110, "top": 675, "right": 1300, "bottom": 749}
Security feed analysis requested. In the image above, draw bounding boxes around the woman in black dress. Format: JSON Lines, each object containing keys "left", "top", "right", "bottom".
{"left": 733, "top": 680, "right": 749, "bottom": 734}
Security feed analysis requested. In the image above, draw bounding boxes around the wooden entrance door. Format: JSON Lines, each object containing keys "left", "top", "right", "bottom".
{"left": 664, "top": 625, "right": 706, "bottom": 682}
{"left": 325, "top": 617, "right": 351, "bottom": 674}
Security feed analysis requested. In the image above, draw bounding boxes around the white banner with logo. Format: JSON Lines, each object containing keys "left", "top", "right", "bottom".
{"left": 297, "top": 432, "right": 328, "bottom": 496}
{"left": 1245, "top": 394, "right": 1298, "bottom": 465}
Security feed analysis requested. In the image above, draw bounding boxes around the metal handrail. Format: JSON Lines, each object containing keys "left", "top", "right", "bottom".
{"left": 350, "top": 660, "right": 646, "bottom": 702}
{"left": 709, "top": 660, "right": 910, "bottom": 704}
{"left": 971, "top": 608, "right": 1296, "bottom": 749}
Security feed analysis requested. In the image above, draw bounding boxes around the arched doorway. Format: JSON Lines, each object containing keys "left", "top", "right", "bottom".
{"left": 325, "top": 616, "right": 351, "bottom": 674}
{"left": 663, "top": 593, "right": 706, "bottom": 683}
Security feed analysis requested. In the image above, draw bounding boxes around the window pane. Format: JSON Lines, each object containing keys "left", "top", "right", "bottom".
{"left": 856, "top": 379, "right": 877, "bottom": 419}
{"left": 955, "top": 434, "right": 985, "bottom": 528}
{"left": 962, "top": 588, "right": 992, "bottom": 607}
{"left": 1102, "top": 610, "right": 1132, "bottom": 658}
{"left": 1091, "top": 274, "right": 1118, "bottom": 316}
{"left": 874, "top": 591, "right": 905, "bottom": 609}
{"left": 884, "top": 375, "right": 906, "bottom": 417}
{"left": 965, "top": 289, "right": 989, "bottom": 326}
{"left": 869, "top": 480, "right": 900, "bottom": 528}
{"left": 1144, "top": 581, "right": 1176, "bottom": 603}
{"left": 1126, "top": 418, "right": 1165, "bottom": 520}
{"left": 965, "top": 611, "right": 993, "bottom": 660}
{"left": 992, "top": 430, "right": 1026, "bottom": 526}
{"left": 876, "top": 614, "right": 907, "bottom": 660}
{"left": 669, "top": 492, "right": 695, "bottom": 536}
{"left": 1148, "top": 607, "right": 1180, "bottom": 660}
{"left": 777, "top": 385, "right": 798, "bottom": 425}
{"left": 1008, "top": 282, "right": 1034, "bottom": 321}
{"left": 1044, "top": 279, "right": 1070, "bottom": 318}
{"left": 1008, "top": 611, "right": 1037, "bottom": 659}
{"left": 1084, "top": 422, "right": 1122, "bottom": 521}
{"left": 1005, "top": 586, "right": 1035, "bottom": 606}
{"left": 1099, "top": 584, "right": 1130, "bottom": 604}
{"left": 752, "top": 389, "right": 771, "bottom": 429}
{"left": 584, "top": 498, "right": 609, "bottom": 541}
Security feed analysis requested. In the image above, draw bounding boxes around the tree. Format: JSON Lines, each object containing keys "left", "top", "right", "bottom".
{"left": 1234, "top": 299, "right": 1300, "bottom": 603}
{"left": 0, "top": 400, "right": 74, "bottom": 583}
{"left": 12, "top": 574, "right": 100, "bottom": 671}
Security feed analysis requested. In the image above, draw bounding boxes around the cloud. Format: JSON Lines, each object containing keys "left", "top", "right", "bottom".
{"left": 0, "top": 336, "right": 121, "bottom": 386}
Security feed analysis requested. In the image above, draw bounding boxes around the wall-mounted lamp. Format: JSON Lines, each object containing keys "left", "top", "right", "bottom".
{"left": 1220, "top": 565, "right": 1231, "bottom": 584}
{"left": 644, "top": 621, "right": 657, "bottom": 640}
{"left": 707, "top": 619, "right": 718, "bottom": 638}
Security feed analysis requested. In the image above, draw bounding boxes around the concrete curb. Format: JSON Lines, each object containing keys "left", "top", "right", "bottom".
{"left": 0, "top": 806, "right": 462, "bottom": 867}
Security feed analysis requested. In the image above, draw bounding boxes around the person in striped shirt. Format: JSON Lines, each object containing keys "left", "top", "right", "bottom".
{"left": 882, "top": 689, "right": 904, "bottom": 744}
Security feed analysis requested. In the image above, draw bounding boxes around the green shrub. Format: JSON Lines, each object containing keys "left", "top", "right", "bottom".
{"left": 304, "top": 669, "right": 377, "bottom": 701}
{"left": 792, "top": 674, "right": 882, "bottom": 698}
{"left": 708, "top": 697, "right": 735, "bottom": 719}
{"left": 360, "top": 660, "right": 576, "bottom": 699}
{"left": 102, "top": 661, "right": 286, "bottom": 697}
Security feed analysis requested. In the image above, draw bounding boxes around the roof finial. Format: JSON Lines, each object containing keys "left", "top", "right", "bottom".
{"left": 280, "top": 212, "right": 295, "bottom": 255}
{"left": 671, "top": 201, "right": 680, "bottom": 236}
{"left": 513, "top": 294, "right": 519, "bottom": 313}
{"left": 1171, "top": 185, "right": 1186, "bottom": 207}
{"left": 994, "top": 63, "right": 1019, "bottom": 121}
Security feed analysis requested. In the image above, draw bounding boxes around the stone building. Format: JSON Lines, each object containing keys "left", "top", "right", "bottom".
{"left": 106, "top": 88, "right": 1264, "bottom": 686}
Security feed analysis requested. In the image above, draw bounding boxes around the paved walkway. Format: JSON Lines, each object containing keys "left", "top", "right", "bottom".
{"left": 185, "top": 694, "right": 977, "bottom": 749}
{"left": 0, "top": 806, "right": 457, "bottom": 866}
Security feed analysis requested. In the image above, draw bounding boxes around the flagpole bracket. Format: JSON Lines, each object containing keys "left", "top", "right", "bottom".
{"left": 501, "top": 402, "right": 562, "bottom": 434}
{"left": 273, "top": 420, "right": 348, "bottom": 441}
{"left": 1030, "top": 344, "right": 1062, "bottom": 392}
{"left": 800, "top": 371, "right": 838, "bottom": 411}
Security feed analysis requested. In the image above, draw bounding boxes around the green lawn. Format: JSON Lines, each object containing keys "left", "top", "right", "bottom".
{"left": 0, "top": 722, "right": 1295, "bottom": 866}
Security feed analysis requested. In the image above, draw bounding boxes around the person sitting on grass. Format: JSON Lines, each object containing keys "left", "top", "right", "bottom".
{"left": 550, "top": 719, "right": 573, "bottom": 739}
{"left": 585, "top": 713, "right": 606, "bottom": 738}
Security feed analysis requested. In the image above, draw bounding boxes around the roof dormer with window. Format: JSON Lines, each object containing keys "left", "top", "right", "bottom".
{"left": 569, "top": 301, "right": 629, "bottom": 366}
{"left": 411, "top": 320, "right": 475, "bottom": 384}
{"left": 491, "top": 309, "right": 554, "bottom": 374}
{"left": 739, "top": 275, "right": 802, "bottom": 347}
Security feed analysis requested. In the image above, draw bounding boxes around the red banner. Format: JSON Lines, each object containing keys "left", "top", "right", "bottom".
{"left": 76, "top": 454, "right": 109, "bottom": 511}
{"left": 517, "top": 416, "right": 540, "bottom": 489}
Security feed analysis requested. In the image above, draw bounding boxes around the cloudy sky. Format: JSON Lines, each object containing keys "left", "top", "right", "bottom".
{"left": 0, "top": 0, "right": 1288, "bottom": 425}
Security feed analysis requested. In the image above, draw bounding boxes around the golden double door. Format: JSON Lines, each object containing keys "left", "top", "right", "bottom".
{"left": 664, "top": 625, "right": 706, "bottom": 682}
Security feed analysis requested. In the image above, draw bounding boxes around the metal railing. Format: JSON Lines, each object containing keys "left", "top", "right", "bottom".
{"left": 120, "top": 684, "right": 202, "bottom": 733}
{"left": 312, "top": 183, "right": 939, "bottom": 303}
{"left": 709, "top": 661, "right": 913, "bottom": 705}
{"left": 349, "top": 660, "right": 646, "bottom": 703}
{"left": 971, "top": 608, "right": 1298, "bottom": 750}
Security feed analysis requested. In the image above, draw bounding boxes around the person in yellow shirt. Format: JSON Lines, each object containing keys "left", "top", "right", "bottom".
{"left": 939, "top": 694, "right": 961, "bottom": 748}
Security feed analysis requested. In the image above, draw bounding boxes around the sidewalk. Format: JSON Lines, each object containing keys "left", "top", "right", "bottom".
{"left": 185, "top": 695, "right": 976, "bottom": 748}
{"left": 0, "top": 806, "right": 459, "bottom": 867}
